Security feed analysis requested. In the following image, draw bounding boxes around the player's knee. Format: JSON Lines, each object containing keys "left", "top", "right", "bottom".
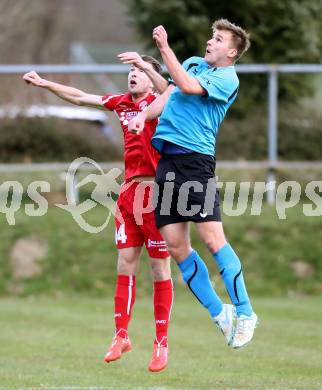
{"left": 166, "top": 240, "right": 191, "bottom": 262}
{"left": 117, "top": 254, "right": 138, "bottom": 274}
{"left": 203, "top": 234, "right": 227, "bottom": 253}
{"left": 162, "top": 237, "right": 192, "bottom": 261}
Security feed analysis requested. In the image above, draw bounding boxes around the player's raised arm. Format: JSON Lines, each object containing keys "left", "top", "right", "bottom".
{"left": 128, "top": 84, "right": 174, "bottom": 134}
{"left": 152, "top": 26, "right": 205, "bottom": 95}
{"left": 22, "top": 71, "right": 106, "bottom": 110}
{"left": 117, "top": 52, "right": 168, "bottom": 94}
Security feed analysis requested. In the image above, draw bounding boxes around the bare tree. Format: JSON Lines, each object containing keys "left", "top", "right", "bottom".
{"left": 0, "top": 0, "right": 32, "bottom": 43}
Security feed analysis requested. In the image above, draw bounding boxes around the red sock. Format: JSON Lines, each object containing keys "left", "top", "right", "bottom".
{"left": 153, "top": 279, "right": 173, "bottom": 347}
{"left": 114, "top": 275, "right": 136, "bottom": 339}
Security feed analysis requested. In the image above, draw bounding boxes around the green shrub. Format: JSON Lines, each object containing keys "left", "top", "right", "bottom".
{"left": 0, "top": 117, "right": 122, "bottom": 162}
{"left": 217, "top": 104, "right": 322, "bottom": 161}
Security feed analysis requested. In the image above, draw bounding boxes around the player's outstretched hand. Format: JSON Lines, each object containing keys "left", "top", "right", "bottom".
{"left": 118, "top": 52, "right": 151, "bottom": 71}
{"left": 153, "top": 25, "right": 169, "bottom": 50}
{"left": 128, "top": 112, "right": 147, "bottom": 134}
{"left": 23, "top": 71, "right": 47, "bottom": 87}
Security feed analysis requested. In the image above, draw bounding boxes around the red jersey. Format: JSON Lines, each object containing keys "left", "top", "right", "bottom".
{"left": 102, "top": 92, "right": 160, "bottom": 181}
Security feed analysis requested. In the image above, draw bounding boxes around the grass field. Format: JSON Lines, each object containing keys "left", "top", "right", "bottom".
{"left": 1, "top": 202, "right": 322, "bottom": 297}
{"left": 1, "top": 295, "right": 322, "bottom": 389}
{"left": 1, "top": 171, "right": 321, "bottom": 389}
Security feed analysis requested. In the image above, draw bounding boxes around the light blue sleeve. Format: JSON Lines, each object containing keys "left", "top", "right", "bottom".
{"left": 182, "top": 56, "right": 201, "bottom": 71}
{"left": 196, "top": 68, "right": 239, "bottom": 103}
{"left": 168, "top": 57, "right": 202, "bottom": 84}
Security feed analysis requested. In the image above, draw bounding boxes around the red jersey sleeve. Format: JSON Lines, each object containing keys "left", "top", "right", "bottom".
{"left": 101, "top": 94, "right": 124, "bottom": 110}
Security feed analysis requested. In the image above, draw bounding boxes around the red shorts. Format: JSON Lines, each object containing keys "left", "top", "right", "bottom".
{"left": 115, "top": 181, "right": 169, "bottom": 259}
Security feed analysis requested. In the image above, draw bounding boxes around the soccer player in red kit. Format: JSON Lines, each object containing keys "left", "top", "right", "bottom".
{"left": 23, "top": 52, "right": 172, "bottom": 372}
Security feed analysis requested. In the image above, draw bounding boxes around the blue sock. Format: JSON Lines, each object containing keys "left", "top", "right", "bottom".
{"left": 178, "top": 250, "right": 223, "bottom": 317}
{"left": 213, "top": 243, "right": 252, "bottom": 317}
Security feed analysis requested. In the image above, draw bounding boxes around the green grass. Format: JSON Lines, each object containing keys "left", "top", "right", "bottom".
{"left": 1, "top": 200, "right": 322, "bottom": 297}
{"left": 0, "top": 296, "right": 321, "bottom": 389}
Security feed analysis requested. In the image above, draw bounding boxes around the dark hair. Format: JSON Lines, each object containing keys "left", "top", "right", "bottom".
{"left": 141, "top": 55, "right": 163, "bottom": 74}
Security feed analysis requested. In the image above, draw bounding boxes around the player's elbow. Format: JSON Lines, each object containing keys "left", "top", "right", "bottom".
{"left": 180, "top": 87, "right": 200, "bottom": 95}
{"left": 77, "top": 100, "right": 86, "bottom": 106}
{"left": 180, "top": 83, "right": 203, "bottom": 95}
{"left": 74, "top": 95, "right": 87, "bottom": 106}
{"left": 71, "top": 99, "right": 82, "bottom": 106}
{"left": 180, "top": 83, "right": 194, "bottom": 94}
{"left": 180, "top": 77, "right": 205, "bottom": 95}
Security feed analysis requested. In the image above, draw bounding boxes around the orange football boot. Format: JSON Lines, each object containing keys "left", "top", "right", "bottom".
{"left": 148, "top": 339, "right": 168, "bottom": 372}
{"left": 104, "top": 335, "right": 132, "bottom": 363}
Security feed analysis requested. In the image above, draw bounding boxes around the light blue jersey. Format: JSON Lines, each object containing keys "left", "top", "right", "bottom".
{"left": 152, "top": 56, "right": 239, "bottom": 156}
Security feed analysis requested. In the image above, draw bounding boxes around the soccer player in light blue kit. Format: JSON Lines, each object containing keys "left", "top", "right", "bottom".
{"left": 128, "top": 19, "right": 258, "bottom": 348}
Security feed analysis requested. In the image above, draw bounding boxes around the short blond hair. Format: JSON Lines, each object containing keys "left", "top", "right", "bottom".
{"left": 212, "top": 19, "right": 250, "bottom": 61}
